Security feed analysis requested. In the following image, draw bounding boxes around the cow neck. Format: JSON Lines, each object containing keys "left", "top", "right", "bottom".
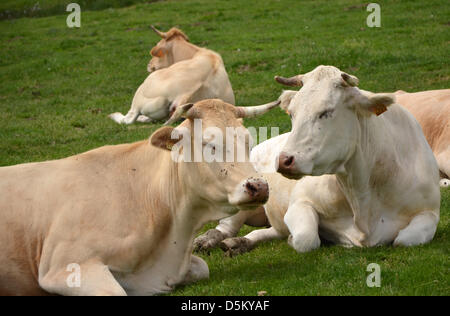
{"left": 336, "top": 114, "right": 391, "bottom": 243}
{"left": 171, "top": 40, "right": 201, "bottom": 63}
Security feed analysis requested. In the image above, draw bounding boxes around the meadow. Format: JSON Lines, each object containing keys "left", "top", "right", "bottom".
{"left": 0, "top": 0, "right": 449, "bottom": 295}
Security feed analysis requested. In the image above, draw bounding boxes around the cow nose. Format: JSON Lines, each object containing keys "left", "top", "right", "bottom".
{"left": 244, "top": 178, "right": 269, "bottom": 203}
{"left": 277, "top": 152, "right": 296, "bottom": 174}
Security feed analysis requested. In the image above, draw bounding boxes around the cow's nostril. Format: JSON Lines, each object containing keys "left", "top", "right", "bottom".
{"left": 284, "top": 156, "right": 294, "bottom": 166}
{"left": 246, "top": 182, "right": 258, "bottom": 196}
{"left": 283, "top": 155, "right": 294, "bottom": 167}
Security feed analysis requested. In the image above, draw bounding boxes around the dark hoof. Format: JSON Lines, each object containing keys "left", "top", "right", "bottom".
{"left": 193, "top": 229, "right": 225, "bottom": 252}
{"left": 219, "top": 237, "right": 254, "bottom": 257}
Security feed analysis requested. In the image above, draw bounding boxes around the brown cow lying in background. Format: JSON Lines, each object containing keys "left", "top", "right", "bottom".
{"left": 109, "top": 26, "right": 235, "bottom": 124}
{"left": 395, "top": 89, "right": 450, "bottom": 187}
{"left": 0, "top": 99, "right": 278, "bottom": 296}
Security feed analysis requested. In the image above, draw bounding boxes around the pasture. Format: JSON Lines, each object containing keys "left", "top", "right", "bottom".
{"left": 0, "top": 0, "right": 449, "bottom": 295}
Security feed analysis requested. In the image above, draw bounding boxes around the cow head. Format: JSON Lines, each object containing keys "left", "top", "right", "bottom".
{"left": 274, "top": 65, "right": 395, "bottom": 179}
{"left": 147, "top": 26, "right": 190, "bottom": 73}
{"left": 150, "top": 99, "right": 280, "bottom": 214}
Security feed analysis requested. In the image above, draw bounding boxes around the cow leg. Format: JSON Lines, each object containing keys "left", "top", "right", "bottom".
{"left": 393, "top": 210, "right": 439, "bottom": 247}
{"left": 284, "top": 202, "right": 321, "bottom": 253}
{"left": 180, "top": 255, "right": 209, "bottom": 285}
{"left": 140, "top": 96, "right": 170, "bottom": 121}
{"left": 108, "top": 108, "right": 140, "bottom": 125}
{"left": 193, "top": 209, "right": 260, "bottom": 252}
{"left": 219, "top": 227, "right": 286, "bottom": 257}
{"left": 39, "top": 261, "right": 127, "bottom": 296}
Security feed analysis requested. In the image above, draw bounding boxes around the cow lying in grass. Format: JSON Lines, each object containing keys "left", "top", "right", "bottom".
{"left": 109, "top": 26, "right": 235, "bottom": 124}
{"left": 395, "top": 89, "right": 450, "bottom": 187}
{"left": 0, "top": 99, "right": 278, "bottom": 295}
{"left": 218, "top": 66, "right": 441, "bottom": 255}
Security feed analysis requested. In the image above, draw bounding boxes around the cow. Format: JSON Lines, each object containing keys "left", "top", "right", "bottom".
{"left": 109, "top": 26, "right": 235, "bottom": 124}
{"left": 219, "top": 65, "right": 441, "bottom": 255}
{"left": 394, "top": 89, "right": 450, "bottom": 187}
{"left": 0, "top": 98, "right": 279, "bottom": 296}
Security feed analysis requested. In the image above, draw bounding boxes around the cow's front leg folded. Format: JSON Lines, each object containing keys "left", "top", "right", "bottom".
{"left": 284, "top": 201, "right": 321, "bottom": 253}
{"left": 39, "top": 259, "right": 127, "bottom": 296}
{"left": 180, "top": 255, "right": 210, "bottom": 285}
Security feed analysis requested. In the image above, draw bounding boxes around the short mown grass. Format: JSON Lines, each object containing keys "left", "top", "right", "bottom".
{"left": 0, "top": 0, "right": 449, "bottom": 295}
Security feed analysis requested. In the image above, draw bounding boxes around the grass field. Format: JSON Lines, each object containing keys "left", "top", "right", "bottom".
{"left": 0, "top": 0, "right": 449, "bottom": 295}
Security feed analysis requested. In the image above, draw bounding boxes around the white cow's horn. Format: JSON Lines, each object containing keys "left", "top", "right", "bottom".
{"left": 235, "top": 100, "right": 281, "bottom": 118}
{"left": 151, "top": 25, "right": 167, "bottom": 38}
{"left": 274, "top": 75, "right": 303, "bottom": 87}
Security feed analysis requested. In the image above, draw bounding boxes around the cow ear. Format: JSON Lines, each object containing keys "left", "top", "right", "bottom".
{"left": 360, "top": 92, "right": 395, "bottom": 116}
{"left": 150, "top": 126, "right": 177, "bottom": 151}
{"left": 150, "top": 47, "right": 165, "bottom": 58}
{"left": 278, "top": 90, "right": 297, "bottom": 112}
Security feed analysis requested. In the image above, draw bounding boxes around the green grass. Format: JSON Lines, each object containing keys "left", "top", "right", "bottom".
{"left": 0, "top": 0, "right": 449, "bottom": 295}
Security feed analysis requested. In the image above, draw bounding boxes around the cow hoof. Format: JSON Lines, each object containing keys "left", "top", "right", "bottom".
{"left": 288, "top": 233, "right": 320, "bottom": 253}
{"left": 108, "top": 112, "right": 124, "bottom": 124}
{"left": 440, "top": 178, "right": 450, "bottom": 188}
{"left": 193, "top": 229, "right": 225, "bottom": 252}
{"left": 219, "top": 237, "right": 253, "bottom": 257}
{"left": 393, "top": 230, "right": 428, "bottom": 247}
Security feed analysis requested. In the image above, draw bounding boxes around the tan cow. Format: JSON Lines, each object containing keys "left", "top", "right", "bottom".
{"left": 395, "top": 89, "right": 450, "bottom": 187}
{"left": 109, "top": 26, "right": 235, "bottom": 124}
{"left": 0, "top": 99, "right": 279, "bottom": 296}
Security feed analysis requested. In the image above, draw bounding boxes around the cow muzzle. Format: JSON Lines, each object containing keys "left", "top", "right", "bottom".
{"left": 228, "top": 177, "right": 269, "bottom": 207}
{"left": 147, "top": 64, "right": 156, "bottom": 73}
{"left": 277, "top": 152, "right": 303, "bottom": 179}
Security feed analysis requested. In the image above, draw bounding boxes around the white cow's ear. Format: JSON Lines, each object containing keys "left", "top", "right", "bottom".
{"left": 359, "top": 91, "right": 396, "bottom": 116}
{"left": 150, "top": 126, "right": 177, "bottom": 151}
{"left": 278, "top": 90, "right": 297, "bottom": 112}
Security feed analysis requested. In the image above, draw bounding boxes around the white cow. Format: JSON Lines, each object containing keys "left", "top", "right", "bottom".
{"left": 0, "top": 99, "right": 279, "bottom": 295}
{"left": 220, "top": 65, "right": 441, "bottom": 255}
{"left": 109, "top": 26, "right": 235, "bottom": 124}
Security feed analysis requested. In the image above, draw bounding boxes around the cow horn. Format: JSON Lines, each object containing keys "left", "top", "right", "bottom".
{"left": 151, "top": 25, "right": 167, "bottom": 38}
{"left": 163, "top": 103, "right": 195, "bottom": 126}
{"left": 235, "top": 100, "right": 281, "bottom": 118}
{"left": 341, "top": 73, "right": 359, "bottom": 87}
{"left": 274, "top": 75, "right": 303, "bottom": 87}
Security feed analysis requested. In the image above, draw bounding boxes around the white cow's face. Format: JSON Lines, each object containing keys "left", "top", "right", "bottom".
{"left": 276, "top": 65, "right": 395, "bottom": 179}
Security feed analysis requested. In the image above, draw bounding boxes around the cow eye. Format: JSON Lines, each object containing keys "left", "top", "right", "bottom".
{"left": 319, "top": 109, "right": 334, "bottom": 119}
